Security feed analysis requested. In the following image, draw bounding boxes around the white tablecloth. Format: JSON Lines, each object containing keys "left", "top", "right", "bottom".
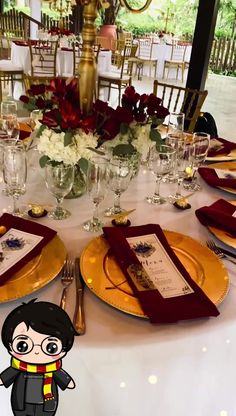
{"left": 10, "top": 44, "right": 112, "bottom": 97}
{"left": 0, "top": 150, "right": 235, "bottom": 416}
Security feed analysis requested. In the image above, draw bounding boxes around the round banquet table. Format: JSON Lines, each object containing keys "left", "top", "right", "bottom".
{"left": 10, "top": 43, "right": 112, "bottom": 98}
{"left": 0, "top": 151, "right": 235, "bottom": 416}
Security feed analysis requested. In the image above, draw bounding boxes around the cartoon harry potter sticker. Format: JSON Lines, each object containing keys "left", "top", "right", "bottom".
{"left": 0, "top": 299, "right": 77, "bottom": 416}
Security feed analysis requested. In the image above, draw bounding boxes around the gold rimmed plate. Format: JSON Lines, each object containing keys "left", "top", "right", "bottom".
{"left": 0, "top": 236, "right": 66, "bottom": 303}
{"left": 208, "top": 161, "right": 236, "bottom": 194}
{"left": 80, "top": 231, "right": 229, "bottom": 318}
{"left": 206, "top": 149, "right": 236, "bottom": 162}
{"left": 209, "top": 201, "right": 236, "bottom": 250}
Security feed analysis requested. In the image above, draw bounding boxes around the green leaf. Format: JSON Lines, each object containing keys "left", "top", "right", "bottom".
{"left": 36, "top": 124, "right": 47, "bottom": 138}
{"left": 78, "top": 158, "right": 88, "bottom": 175}
{"left": 151, "top": 116, "right": 165, "bottom": 126}
{"left": 64, "top": 131, "right": 73, "bottom": 146}
{"left": 113, "top": 143, "right": 136, "bottom": 156}
{"left": 120, "top": 123, "right": 129, "bottom": 135}
{"left": 39, "top": 155, "right": 50, "bottom": 168}
{"left": 150, "top": 128, "right": 162, "bottom": 142}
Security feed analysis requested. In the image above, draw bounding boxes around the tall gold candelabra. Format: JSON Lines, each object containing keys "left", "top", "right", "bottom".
{"left": 78, "top": 0, "right": 153, "bottom": 113}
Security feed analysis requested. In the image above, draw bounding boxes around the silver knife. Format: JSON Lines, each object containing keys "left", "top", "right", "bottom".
{"left": 73, "top": 258, "right": 86, "bottom": 335}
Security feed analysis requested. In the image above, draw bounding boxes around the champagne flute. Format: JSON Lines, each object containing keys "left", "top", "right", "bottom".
{"left": 172, "top": 141, "right": 193, "bottom": 201}
{"left": 146, "top": 144, "right": 176, "bottom": 204}
{"left": 45, "top": 163, "right": 74, "bottom": 220}
{"left": 83, "top": 157, "right": 108, "bottom": 232}
{"left": 3, "top": 144, "right": 27, "bottom": 216}
{"left": 106, "top": 156, "right": 133, "bottom": 216}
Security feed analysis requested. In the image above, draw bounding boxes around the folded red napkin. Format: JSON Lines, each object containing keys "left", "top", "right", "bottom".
{"left": 0, "top": 213, "right": 57, "bottom": 286}
{"left": 13, "top": 41, "right": 28, "bottom": 47}
{"left": 103, "top": 224, "right": 219, "bottom": 323}
{"left": 198, "top": 167, "right": 236, "bottom": 189}
{"left": 60, "top": 47, "right": 73, "bottom": 51}
{"left": 208, "top": 137, "right": 236, "bottom": 157}
{"left": 195, "top": 199, "right": 236, "bottom": 237}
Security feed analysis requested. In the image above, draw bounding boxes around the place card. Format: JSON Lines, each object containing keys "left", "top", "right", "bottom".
{"left": 126, "top": 233, "right": 194, "bottom": 298}
{"left": 0, "top": 228, "right": 43, "bottom": 276}
{"left": 215, "top": 168, "right": 236, "bottom": 180}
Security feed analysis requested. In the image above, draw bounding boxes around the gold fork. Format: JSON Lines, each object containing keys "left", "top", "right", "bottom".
{"left": 60, "top": 259, "right": 74, "bottom": 310}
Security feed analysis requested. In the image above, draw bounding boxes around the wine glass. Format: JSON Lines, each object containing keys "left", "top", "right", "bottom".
{"left": 167, "top": 112, "right": 185, "bottom": 136}
{"left": 2, "top": 115, "right": 20, "bottom": 141}
{"left": 3, "top": 144, "right": 27, "bottom": 216}
{"left": 83, "top": 157, "right": 108, "bottom": 232}
{"left": 146, "top": 144, "right": 176, "bottom": 205}
{"left": 1, "top": 100, "right": 17, "bottom": 118}
{"left": 184, "top": 132, "right": 210, "bottom": 191}
{"left": 30, "top": 109, "right": 43, "bottom": 130}
{"left": 172, "top": 141, "right": 193, "bottom": 201}
{"left": 106, "top": 156, "right": 133, "bottom": 216}
{"left": 45, "top": 163, "right": 74, "bottom": 220}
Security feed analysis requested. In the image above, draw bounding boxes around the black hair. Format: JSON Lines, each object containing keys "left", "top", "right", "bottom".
{"left": 1, "top": 299, "right": 78, "bottom": 352}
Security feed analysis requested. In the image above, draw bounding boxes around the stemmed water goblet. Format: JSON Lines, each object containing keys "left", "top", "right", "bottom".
{"left": 45, "top": 163, "right": 74, "bottom": 220}
{"left": 105, "top": 156, "right": 133, "bottom": 216}
{"left": 184, "top": 132, "right": 210, "bottom": 191}
{"left": 167, "top": 111, "right": 185, "bottom": 136}
{"left": 83, "top": 157, "right": 108, "bottom": 232}
{"left": 172, "top": 141, "right": 193, "bottom": 201}
{"left": 3, "top": 144, "right": 27, "bottom": 216}
{"left": 146, "top": 144, "right": 176, "bottom": 205}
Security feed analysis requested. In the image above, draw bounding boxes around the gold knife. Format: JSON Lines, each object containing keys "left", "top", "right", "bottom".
{"left": 73, "top": 258, "right": 86, "bottom": 335}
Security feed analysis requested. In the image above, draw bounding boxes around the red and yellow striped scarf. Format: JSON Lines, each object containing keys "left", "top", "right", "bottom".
{"left": 11, "top": 357, "right": 61, "bottom": 401}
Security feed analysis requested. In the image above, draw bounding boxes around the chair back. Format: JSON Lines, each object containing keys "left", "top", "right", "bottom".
{"left": 29, "top": 40, "right": 58, "bottom": 77}
{"left": 153, "top": 80, "right": 208, "bottom": 133}
{"left": 170, "top": 44, "right": 187, "bottom": 61}
{"left": 138, "top": 39, "right": 155, "bottom": 60}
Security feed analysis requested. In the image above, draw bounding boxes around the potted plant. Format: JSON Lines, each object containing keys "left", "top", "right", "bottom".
{"left": 98, "top": 0, "right": 121, "bottom": 49}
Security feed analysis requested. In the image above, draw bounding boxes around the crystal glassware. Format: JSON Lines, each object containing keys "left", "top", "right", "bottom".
{"left": 146, "top": 144, "right": 176, "bottom": 205}
{"left": 45, "top": 163, "right": 74, "bottom": 220}
{"left": 2, "top": 115, "right": 19, "bottom": 141}
{"left": 172, "top": 141, "right": 193, "bottom": 201}
{"left": 83, "top": 157, "right": 108, "bottom": 232}
{"left": 3, "top": 144, "right": 27, "bottom": 216}
{"left": 105, "top": 156, "right": 133, "bottom": 216}
{"left": 1, "top": 100, "right": 17, "bottom": 117}
{"left": 184, "top": 132, "right": 210, "bottom": 191}
{"left": 167, "top": 111, "right": 185, "bottom": 136}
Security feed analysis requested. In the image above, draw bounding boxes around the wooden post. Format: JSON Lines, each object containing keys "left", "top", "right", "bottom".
{"left": 29, "top": 0, "right": 41, "bottom": 39}
{"left": 186, "top": 0, "right": 219, "bottom": 90}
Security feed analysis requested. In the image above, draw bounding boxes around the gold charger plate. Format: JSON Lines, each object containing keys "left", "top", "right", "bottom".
{"left": 0, "top": 236, "right": 66, "bottom": 303}
{"left": 80, "top": 231, "right": 229, "bottom": 318}
{"left": 208, "top": 161, "right": 236, "bottom": 194}
{"left": 209, "top": 200, "right": 236, "bottom": 250}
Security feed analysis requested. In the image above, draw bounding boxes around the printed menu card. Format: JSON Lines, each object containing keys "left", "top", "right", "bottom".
{"left": 0, "top": 213, "right": 57, "bottom": 286}
{"left": 103, "top": 224, "right": 219, "bottom": 323}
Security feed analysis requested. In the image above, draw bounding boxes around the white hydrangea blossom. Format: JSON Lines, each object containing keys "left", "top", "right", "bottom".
{"left": 37, "top": 127, "right": 98, "bottom": 165}
{"left": 103, "top": 122, "right": 151, "bottom": 154}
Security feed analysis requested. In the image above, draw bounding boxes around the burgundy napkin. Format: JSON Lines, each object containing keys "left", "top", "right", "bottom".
{"left": 103, "top": 224, "right": 219, "bottom": 323}
{"left": 208, "top": 137, "right": 236, "bottom": 157}
{"left": 195, "top": 199, "right": 236, "bottom": 237}
{"left": 0, "top": 213, "right": 57, "bottom": 286}
{"left": 60, "top": 47, "right": 73, "bottom": 51}
{"left": 13, "top": 41, "right": 28, "bottom": 47}
{"left": 198, "top": 167, "right": 236, "bottom": 189}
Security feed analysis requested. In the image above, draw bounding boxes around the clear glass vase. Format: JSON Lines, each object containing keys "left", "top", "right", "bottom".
{"left": 65, "top": 164, "right": 86, "bottom": 199}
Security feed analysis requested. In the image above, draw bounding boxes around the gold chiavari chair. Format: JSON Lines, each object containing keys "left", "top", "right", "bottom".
{"left": 98, "top": 45, "right": 134, "bottom": 106}
{"left": 163, "top": 44, "right": 187, "bottom": 82}
{"left": 28, "top": 40, "right": 58, "bottom": 78}
{"left": 153, "top": 80, "right": 208, "bottom": 133}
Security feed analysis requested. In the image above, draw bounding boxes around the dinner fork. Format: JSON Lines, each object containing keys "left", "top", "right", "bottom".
{"left": 206, "top": 240, "right": 236, "bottom": 265}
{"left": 60, "top": 259, "right": 74, "bottom": 310}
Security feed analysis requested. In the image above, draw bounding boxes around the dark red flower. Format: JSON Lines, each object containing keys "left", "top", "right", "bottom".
{"left": 80, "top": 114, "right": 97, "bottom": 133}
{"left": 101, "top": 118, "right": 120, "bottom": 141}
{"left": 122, "top": 86, "right": 140, "bottom": 109}
{"left": 29, "top": 84, "right": 46, "bottom": 96}
{"left": 59, "top": 101, "right": 81, "bottom": 130}
{"left": 35, "top": 97, "right": 45, "bottom": 109}
{"left": 134, "top": 112, "right": 146, "bottom": 123}
{"left": 113, "top": 106, "right": 134, "bottom": 125}
{"left": 41, "top": 110, "right": 58, "bottom": 128}
{"left": 19, "top": 95, "right": 29, "bottom": 104}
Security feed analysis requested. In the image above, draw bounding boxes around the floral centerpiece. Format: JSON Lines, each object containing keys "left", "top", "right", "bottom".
{"left": 20, "top": 80, "right": 169, "bottom": 189}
